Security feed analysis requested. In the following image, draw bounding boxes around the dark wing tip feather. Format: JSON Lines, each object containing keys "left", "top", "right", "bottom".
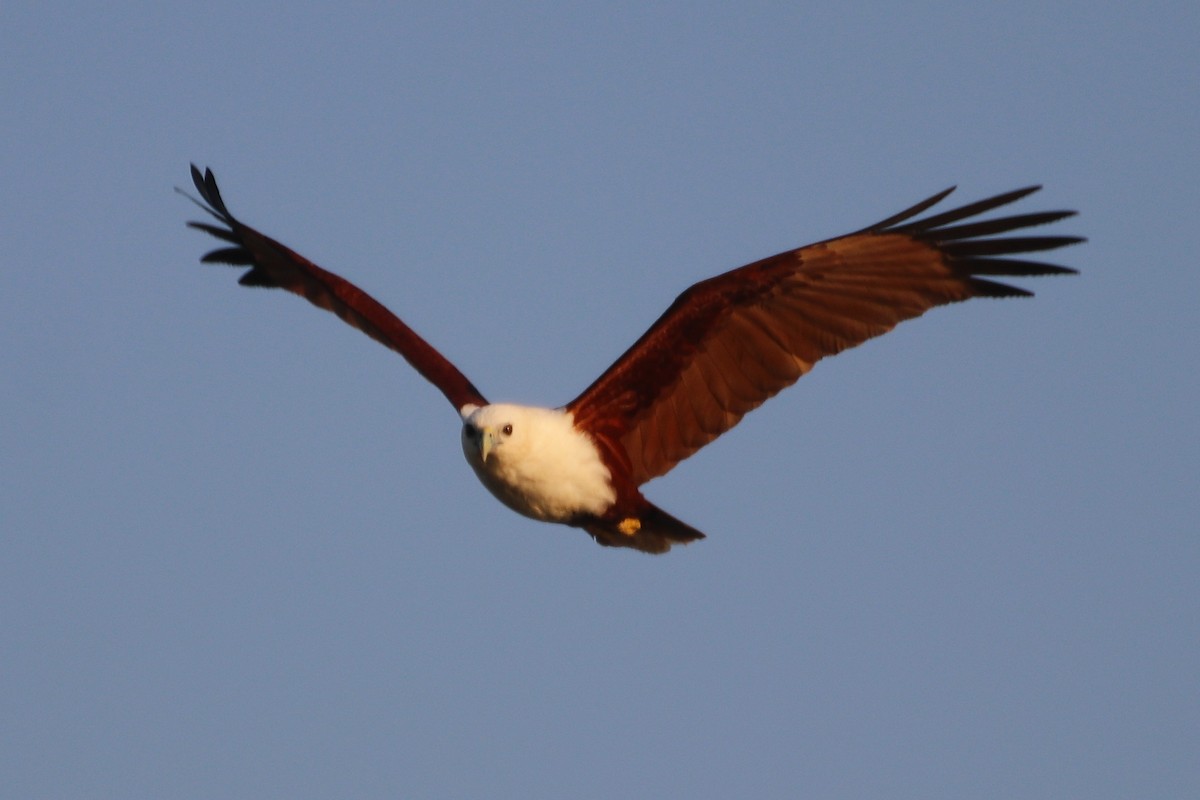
{"left": 182, "top": 165, "right": 259, "bottom": 275}
{"left": 861, "top": 186, "right": 956, "bottom": 231}
{"left": 942, "top": 235, "right": 1086, "bottom": 258}
{"left": 189, "top": 164, "right": 230, "bottom": 217}
{"left": 965, "top": 257, "right": 1078, "bottom": 277}
{"left": 186, "top": 221, "right": 241, "bottom": 244}
{"left": 873, "top": 184, "right": 1083, "bottom": 295}
{"left": 200, "top": 247, "right": 255, "bottom": 266}
{"left": 931, "top": 210, "right": 1076, "bottom": 241}
{"left": 967, "top": 279, "right": 1035, "bottom": 298}
{"left": 885, "top": 185, "right": 1044, "bottom": 234}
{"left": 237, "top": 268, "right": 276, "bottom": 287}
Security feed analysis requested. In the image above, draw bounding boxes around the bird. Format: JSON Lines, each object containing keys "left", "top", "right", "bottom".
{"left": 182, "top": 165, "right": 1081, "bottom": 554}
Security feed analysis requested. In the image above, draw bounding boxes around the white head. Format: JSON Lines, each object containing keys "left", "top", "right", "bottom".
{"left": 460, "top": 403, "right": 533, "bottom": 468}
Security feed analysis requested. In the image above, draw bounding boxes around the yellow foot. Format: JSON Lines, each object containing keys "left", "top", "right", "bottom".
{"left": 618, "top": 517, "right": 641, "bottom": 536}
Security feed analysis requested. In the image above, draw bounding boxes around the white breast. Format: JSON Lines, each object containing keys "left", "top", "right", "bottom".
{"left": 459, "top": 404, "right": 616, "bottom": 523}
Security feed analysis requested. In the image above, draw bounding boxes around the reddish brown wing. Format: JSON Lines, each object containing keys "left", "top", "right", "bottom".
{"left": 184, "top": 165, "right": 487, "bottom": 411}
{"left": 567, "top": 186, "right": 1082, "bottom": 486}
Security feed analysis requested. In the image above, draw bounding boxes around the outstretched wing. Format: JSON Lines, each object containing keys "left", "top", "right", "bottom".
{"left": 183, "top": 165, "right": 487, "bottom": 412}
{"left": 567, "top": 186, "right": 1082, "bottom": 485}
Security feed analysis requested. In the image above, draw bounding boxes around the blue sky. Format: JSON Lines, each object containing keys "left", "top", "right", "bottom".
{"left": 3, "top": 2, "right": 1197, "bottom": 798}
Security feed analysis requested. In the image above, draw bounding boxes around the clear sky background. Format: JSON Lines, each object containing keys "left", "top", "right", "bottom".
{"left": 3, "top": 2, "right": 1196, "bottom": 798}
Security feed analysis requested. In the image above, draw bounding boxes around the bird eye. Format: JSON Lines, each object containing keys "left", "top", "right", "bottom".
{"left": 502, "top": 424, "right": 513, "bottom": 436}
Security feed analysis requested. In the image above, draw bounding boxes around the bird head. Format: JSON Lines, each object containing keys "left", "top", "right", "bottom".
{"left": 460, "top": 404, "right": 521, "bottom": 466}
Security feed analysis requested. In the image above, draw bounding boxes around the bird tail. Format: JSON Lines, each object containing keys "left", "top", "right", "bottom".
{"left": 581, "top": 504, "right": 706, "bottom": 554}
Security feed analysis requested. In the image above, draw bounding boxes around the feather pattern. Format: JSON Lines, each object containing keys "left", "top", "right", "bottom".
{"left": 567, "top": 186, "right": 1082, "bottom": 485}
{"left": 183, "top": 165, "right": 487, "bottom": 411}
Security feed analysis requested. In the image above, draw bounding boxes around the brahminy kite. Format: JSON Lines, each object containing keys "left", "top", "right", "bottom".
{"left": 183, "top": 166, "right": 1081, "bottom": 553}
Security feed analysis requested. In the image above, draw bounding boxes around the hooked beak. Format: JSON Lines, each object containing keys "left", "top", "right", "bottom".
{"left": 480, "top": 428, "right": 496, "bottom": 462}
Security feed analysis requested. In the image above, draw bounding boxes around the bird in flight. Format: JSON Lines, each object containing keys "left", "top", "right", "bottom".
{"left": 183, "top": 165, "right": 1081, "bottom": 554}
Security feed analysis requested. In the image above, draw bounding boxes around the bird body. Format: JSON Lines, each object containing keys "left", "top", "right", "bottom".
{"left": 182, "top": 166, "right": 1081, "bottom": 553}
